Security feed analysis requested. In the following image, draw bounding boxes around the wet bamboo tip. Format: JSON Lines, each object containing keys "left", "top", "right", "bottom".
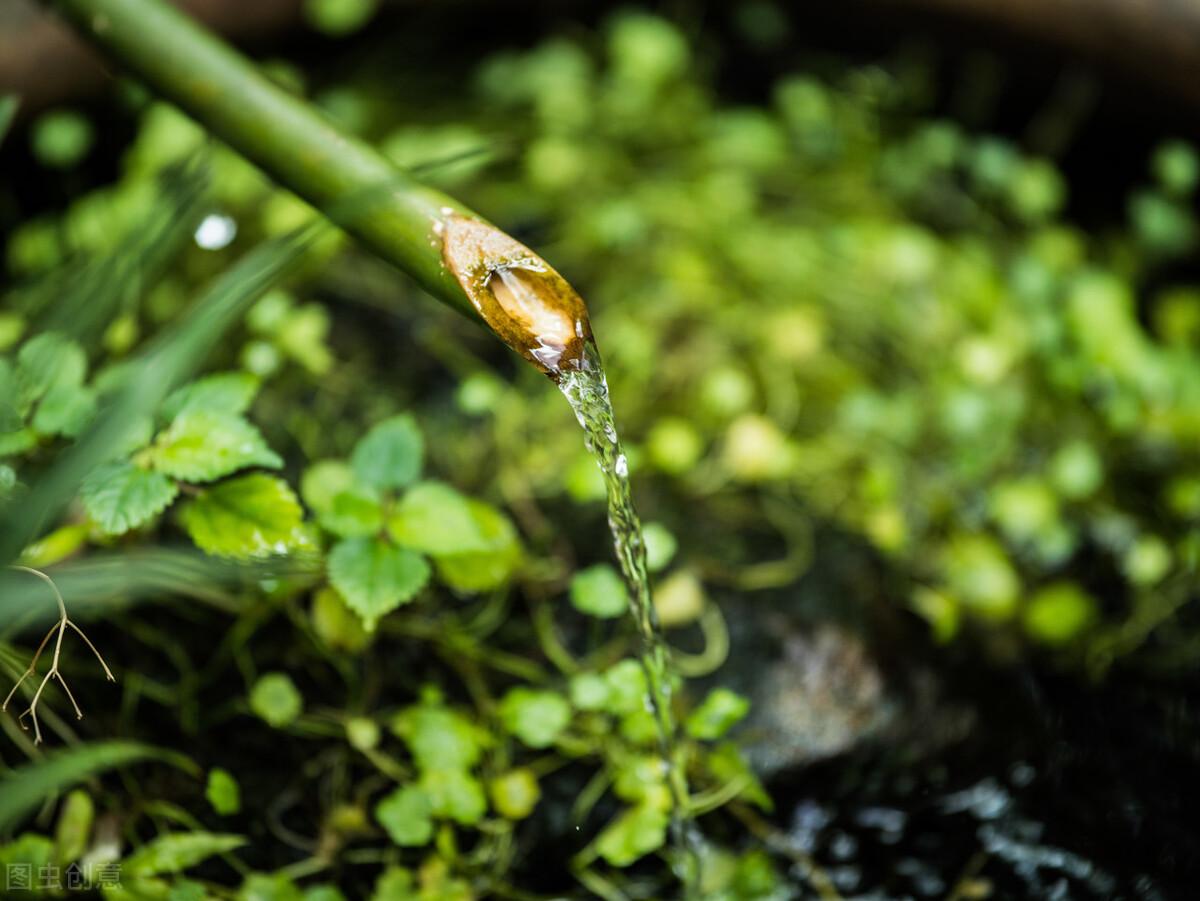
{"left": 440, "top": 214, "right": 593, "bottom": 377}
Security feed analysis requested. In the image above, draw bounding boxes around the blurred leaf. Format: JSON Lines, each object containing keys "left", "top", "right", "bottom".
{"left": 392, "top": 705, "right": 483, "bottom": 771}
{"left": 488, "top": 768, "right": 540, "bottom": 820}
{"left": 16, "top": 332, "right": 86, "bottom": 409}
{"left": 498, "top": 687, "right": 570, "bottom": 749}
{"left": 161, "top": 372, "right": 260, "bottom": 421}
{"left": 594, "top": 803, "right": 669, "bottom": 867}
{"left": 319, "top": 489, "right": 384, "bottom": 538}
{"left": 351, "top": 414, "right": 423, "bottom": 492}
{"left": 419, "top": 767, "right": 487, "bottom": 825}
{"left": 31, "top": 110, "right": 94, "bottom": 169}
{"left": 388, "top": 482, "right": 521, "bottom": 592}
{"left": 685, "top": 688, "right": 750, "bottom": 740}
{"left": 249, "top": 673, "right": 303, "bottom": 728}
{"left": 54, "top": 789, "right": 94, "bottom": 864}
{"left": 570, "top": 564, "right": 628, "bottom": 619}
{"left": 304, "top": 0, "right": 379, "bottom": 36}
{"left": 124, "top": 832, "right": 246, "bottom": 877}
{"left": 82, "top": 461, "right": 179, "bottom": 535}
{"left": 206, "top": 769, "right": 242, "bottom": 816}
{"left": 375, "top": 785, "right": 433, "bottom": 847}
{"left": 180, "top": 474, "right": 305, "bottom": 558}
{"left": 151, "top": 410, "right": 281, "bottom": 482}
{"left": 328, "top": 537, "right": 429, "bottom": 630}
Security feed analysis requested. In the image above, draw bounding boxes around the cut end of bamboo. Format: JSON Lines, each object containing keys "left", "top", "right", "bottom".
{"left": 441, "top": 215, "right": 592, "bottom": 376}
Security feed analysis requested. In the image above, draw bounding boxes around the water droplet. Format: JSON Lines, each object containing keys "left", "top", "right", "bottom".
{"left": 194, "top": 213, "right": 237, "bottom": 250}
{"left": 615, "top": 454, "right": 628, "bottom": 477}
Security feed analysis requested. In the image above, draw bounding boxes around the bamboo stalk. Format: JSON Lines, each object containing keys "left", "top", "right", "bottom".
{"left": 48, "top": 0, "right": 592, "bottom": 375}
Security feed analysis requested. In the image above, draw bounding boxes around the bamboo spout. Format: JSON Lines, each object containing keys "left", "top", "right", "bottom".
{"left": 48, "top": 0, "right": 594, "bottom": 373}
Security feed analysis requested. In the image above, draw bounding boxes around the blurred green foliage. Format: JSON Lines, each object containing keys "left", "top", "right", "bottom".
{"left": 1, "top": 6, "right": 1199, "bottom": 899}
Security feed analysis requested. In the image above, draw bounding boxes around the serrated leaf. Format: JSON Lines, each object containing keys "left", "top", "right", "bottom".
{"left": 375, "top": 785, "right": 433, "bottom": 847}
{"left": 327, "top": 537, "right": 429, "bottom": 630}
{"left": 32, "top": 382, "right": 96, "bottom": 437}
{"left": 123, "top": 832, "right": 246, "bottom": 877}
{"left": 151, "top": 410, "right": 281, "bottom": 482}
{"left": 161, "top": 371, "right": 260, "bottom": 421}
{"left": 15, "top": 332, "right": 86, "bottom": 409}
{"left": 81, "top": 461, "right": 179, "bottom": 535}
{"left": 351, "top": 414, "right": 422, "bottom": 491}
{"left": 180, "top": 473, "right": 304, "bottom": 558}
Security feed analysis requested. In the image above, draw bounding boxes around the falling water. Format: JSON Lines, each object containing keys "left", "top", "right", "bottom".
{"left": 559, "top": 340, "right": 701, "bottom": 890}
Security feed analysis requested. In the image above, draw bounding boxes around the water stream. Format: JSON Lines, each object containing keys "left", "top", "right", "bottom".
{"left": 558, "top": 341, "right": 701, "bottom": 890}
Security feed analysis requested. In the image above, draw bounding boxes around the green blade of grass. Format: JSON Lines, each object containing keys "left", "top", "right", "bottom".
{"left": 0, "top": 740, "right": 195, "bottom": 833}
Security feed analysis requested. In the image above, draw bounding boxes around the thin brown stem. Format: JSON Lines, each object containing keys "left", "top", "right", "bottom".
{"left": 2, "top": 566, "right": 117, "bottom": 744}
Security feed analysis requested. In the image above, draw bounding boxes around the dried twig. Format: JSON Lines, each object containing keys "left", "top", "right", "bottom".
{"left": 2, "top": 566, "right": 115, "bottom": 744}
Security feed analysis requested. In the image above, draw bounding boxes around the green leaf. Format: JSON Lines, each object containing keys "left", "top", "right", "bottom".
{"left": 1023, "top": 582, "right": 1097, "bottom": 646}
{"left": 388, "top": 481, "right": 522, "bottom": 592}
{"left": 351, "top": 414, "right": 423, "bottom": 491}
{"left": 568, "top": 672, "right": 611, "bottom": 711}
{"left": 642, "top": 522, "right": 678, "bottom": 572}
{"left": 239, "top": 874, "right": 304, "bottom": 901}
{"left": 16, "top": 332, "right": 86, "bottom": 409}
{"left": 305, "top": 0, "right": 380, "bottom": 36}
{"left": 387, "top": 482, "right": 485, "bottom": 554}
{"left": 124, "top": 832, "right": 246, "bottom": 877}
{"left": 54, "top": 789, "right": 94, "bottom": 864}
{"left": 371, "top": 867, "right": 416, "bottom": 901}
{"left": 488, "top": 768, "right": 541, "bottom": 820}
{"left": 300, "top": 459, "right": 359, "bottom": 514}
{"left": 319, "top": 488, "right": 384, "bottom": 538}
{"left": 151, "top": 410, "right": 282, "bottom": 482}
{"left": 33, "top": 383, "right": 96, "bottom": 438}
{"left": 391, "top": 705, "right": 484, "bottom": 771}
{"left": 206, "top": 769, "right": 242, "bottom": 816}
{"left": 595, "top": 804, "right": 669, "bottom": 867}
{"left": 419, "top": 768, "right": 488, "bottom": 826}
{"left": 685, "top": 688, "right": 750, "bottom": 740}
{"left": 327, "top": 537, "right": 430, "bottom": 630}
{"left": 497, "top": 687, "right": 571, "bottom": 749}
{"left": 604, "top": 659, "right": 649, "bottom": 716}
{"left": 31, "top": 110, "right": 93, "bottom": 169}
{"left": 82, "top": 461, "right": 179, "bottom": 535}
{"left": 0, "top": 741, "right": 179, "bottom": 832}
{"left": 0, "top": 428, "right": 36, "bottom": 457}
{"left": 161, "top": 372, "right": 260, "bottom": 421}
{"left": 375, "top": 785, "right": 433, "bottom": 847}
{"left": 249, "top": 673, "right": 303, "bottom": 728}
{"left": 570, "top": 564, "right": 629, "bottom": 619}
{"left": 180, "top": 474, "right": 305, "bottom": 558}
